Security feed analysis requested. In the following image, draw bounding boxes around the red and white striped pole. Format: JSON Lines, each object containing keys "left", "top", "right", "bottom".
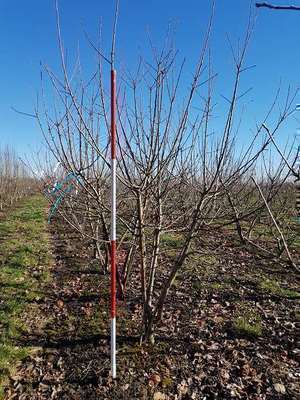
{"left": 110, "top": 68, "right": 117, "bottom": 378}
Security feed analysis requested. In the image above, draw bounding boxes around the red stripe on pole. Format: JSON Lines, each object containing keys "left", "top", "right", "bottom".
{"left": 110, "top": 240, "right": 116, "bottom": 318}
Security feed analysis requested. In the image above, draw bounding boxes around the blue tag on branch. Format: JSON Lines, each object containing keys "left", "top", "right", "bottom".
{"left": 45, "top": 172, "right": 81, "bottom": 223}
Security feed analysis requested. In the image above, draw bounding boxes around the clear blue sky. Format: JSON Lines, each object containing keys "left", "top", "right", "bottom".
{"left": 0, "top": 0, "right": 299, "bottom": 157}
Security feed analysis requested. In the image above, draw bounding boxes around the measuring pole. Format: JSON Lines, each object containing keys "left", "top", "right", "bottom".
{"left": 110, "top": 68, "right": 117, "bottom": 379}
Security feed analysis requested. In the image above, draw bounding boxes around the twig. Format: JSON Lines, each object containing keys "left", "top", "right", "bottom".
{"left": 256, "top": 2, "right": 300, "bottom": 10}
{"left": 84, "top": 30, "right": 111, "bottom": 65}
{"left": 11, "top": 106, "right": 37, "bottom": 119}
{"left": 111, "top": 0, "right": 120, "bottom": 68}
{"left": 262, "top": 124, "right": 299, "bottom": 179}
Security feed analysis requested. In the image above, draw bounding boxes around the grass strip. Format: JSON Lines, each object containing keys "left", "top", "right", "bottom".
{"left": 0, "top": 194, "right": 51, "bottom": 398}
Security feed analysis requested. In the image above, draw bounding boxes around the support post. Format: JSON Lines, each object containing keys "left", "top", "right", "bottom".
{"left": 110, "top": 68, "right": 117, "bottom": 379}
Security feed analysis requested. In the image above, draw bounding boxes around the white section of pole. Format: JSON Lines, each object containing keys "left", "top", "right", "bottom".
{"left": 111, "top": 317, "right": 116, "bottom": 378}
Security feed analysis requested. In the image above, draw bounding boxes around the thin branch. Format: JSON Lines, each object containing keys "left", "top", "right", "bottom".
{"left": 84, "top": 29, "right": 111, "bottom": 65}
{"left": 11, "top": 106, "right": 37, "bottom": 119}
{"left": 251, "top": 177, "right": 299, "bottom": 272}
{"left": 111, "top": 0, "right": 120, "bottom": 68}
{"left": 262, "top": 123, "right": 299, "bottom": 179}
{"left": 256, "top": 2, "right": 300, "bottom": 10}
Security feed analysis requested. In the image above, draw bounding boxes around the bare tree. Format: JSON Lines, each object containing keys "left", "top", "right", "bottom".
{"left": 35, "top": 4, "right": 299, "bottom": 343}
{"left": 0, "top": 146, "right": 35, "bottom": 211}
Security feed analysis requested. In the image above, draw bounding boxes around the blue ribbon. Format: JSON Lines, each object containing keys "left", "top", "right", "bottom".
{"left": 45, "top": 172, "right": 81, "bottom": 223}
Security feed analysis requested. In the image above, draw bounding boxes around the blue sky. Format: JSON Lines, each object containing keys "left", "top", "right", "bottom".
{"left": 0, "top": 0, "right": 299, "bottom": 157}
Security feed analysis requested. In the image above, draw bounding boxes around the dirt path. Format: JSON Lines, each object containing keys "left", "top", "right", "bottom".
{"left": 3, "top": 207, "right": 300, "bottom": 399}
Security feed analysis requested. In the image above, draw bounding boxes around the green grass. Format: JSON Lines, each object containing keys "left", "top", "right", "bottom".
{"left": 0, "top": 344, "right": 29, "bottom": 398}
{"left": 232, "top": 302, "right": 263, "bottom": 338}
{"left": 210, "top": 282, "right": 223, "bottom": 290}
{"left": 232, "top": 314, "right": 262, "bottom": 338}
{"left": 259, "top": 278, "right": 300, "bottom": 299}
{"left": 0, "top": 194, "right": 51, "bottom": 397}
{"left": 161, "top": 233, "right": 183, "bottom": 249}
{"left": 192, "top": 279, "right": 229, "bottom": 293}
